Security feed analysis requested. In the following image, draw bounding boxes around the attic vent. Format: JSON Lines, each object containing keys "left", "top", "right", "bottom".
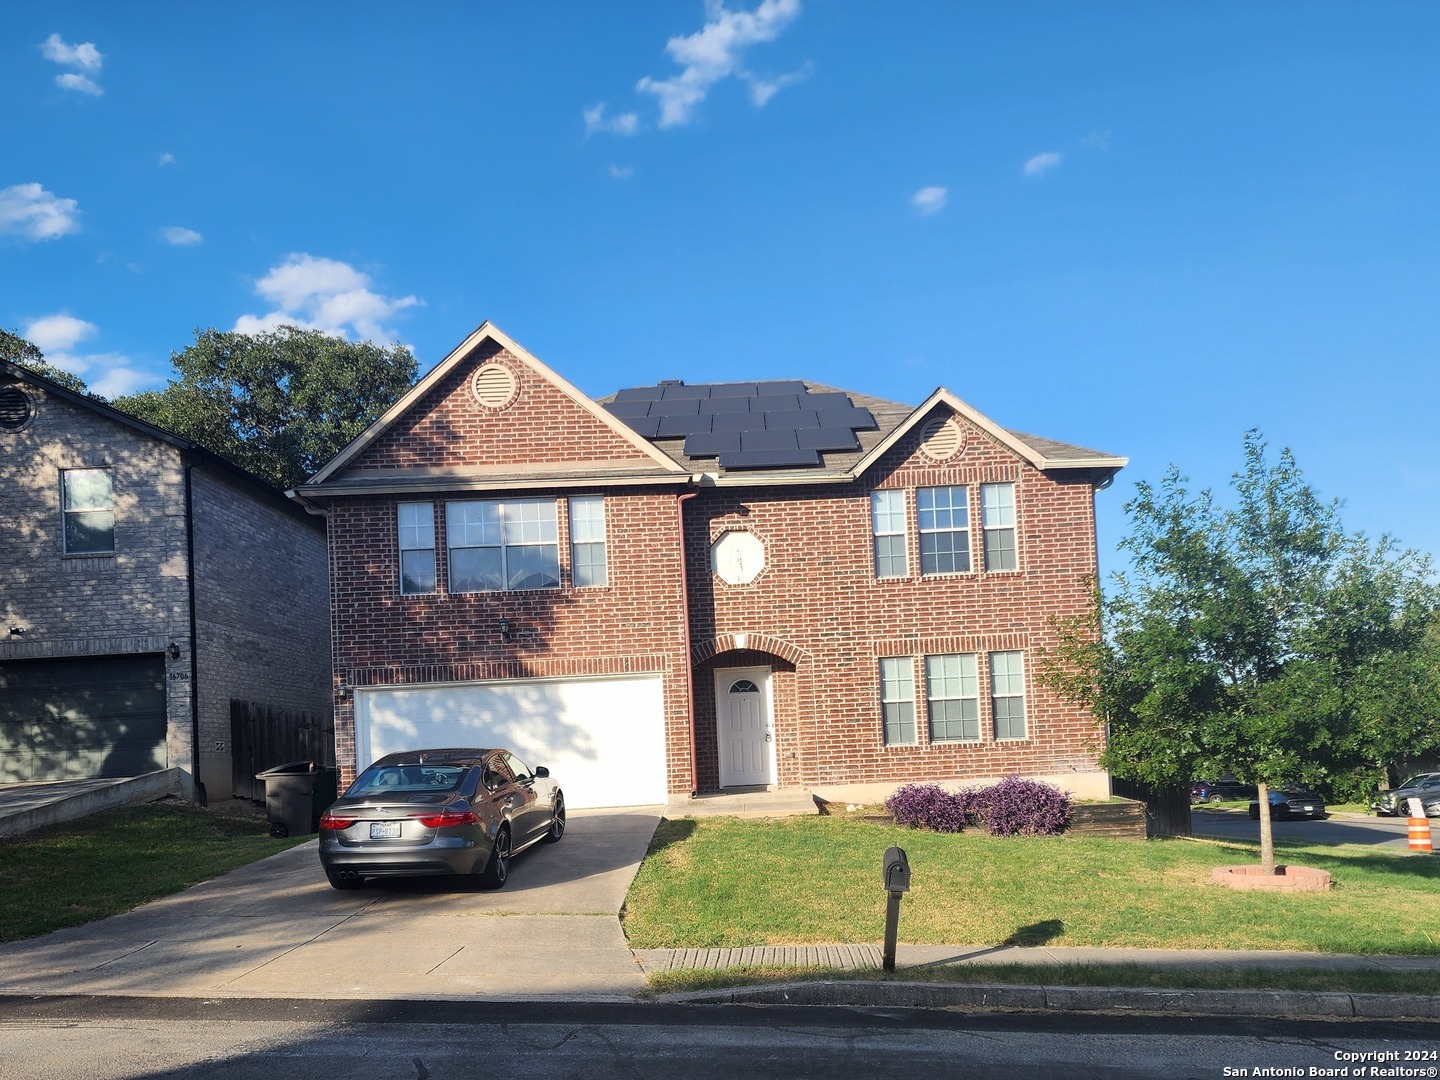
{"left": 471, "top": 363, "right": 519, "bottom": 410}
{"left": 919, "top": 416, "right": 963, "bottom": 461}
{"left": 0, "top": 386, "right": 35, "bottom": 432}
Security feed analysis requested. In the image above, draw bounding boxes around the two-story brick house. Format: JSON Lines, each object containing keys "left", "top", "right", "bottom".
{"left": 295, "top": 324, "right": 1125, "bottom": 810}
{"left": 0, "top": 361, "right": 332, "bottom": 800}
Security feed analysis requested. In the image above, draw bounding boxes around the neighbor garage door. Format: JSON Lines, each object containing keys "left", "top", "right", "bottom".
{"left": 354, "top": 674, "right": 666, "bottom": 810}
{"left": 0, "top": 654, "right": 168, "bottom": 783}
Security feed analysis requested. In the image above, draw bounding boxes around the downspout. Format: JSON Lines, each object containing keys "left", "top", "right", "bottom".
{"left": 183, "top": 460, "right": 206, "bottom": 806}
{"left": 677, "top": 487, "right": 700, "bottom": 797}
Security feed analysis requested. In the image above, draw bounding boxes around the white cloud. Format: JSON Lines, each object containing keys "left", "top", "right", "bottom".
{"left": 21, "top": 313, "right": 148, "bottom": 396}
{"left": 25, "top": 313, "right": 97, "bottom": 354}
{"left": 911, "top": 186, "right": 948, "bottom": 215}
{"left": 158, "top": 152, "right": 176, "bottom": 166}
{"left": 236, "top": 254, "right": 421, "bottom": 342}
{"left": 584, "top": 103, "right": 641, "bottom": 137}
{"left": 745, "top": 61, "right": 812, "bottom": 107}
{"left": 55, "top": 72, "right": 103, "bottom": 96}
{"left": 635, "top": 0, "right": 803, "bottom": 128}
{"left": 41, "top": 32, "right": 103, "bottom": 95}
{"left": 0, "top": 183, "right": 81, "bottom": 241}
{"left": 1023, "top": 151, "right": 1062, "bottom": 177}
{"left": 608, "top": 163, "right": 635, "bottom": 179}
{"left": 159, "top": 226, "right": 203, "bottom": 246}
{"left": 1081, "top": 131, "right": 1110, "bottom": 151}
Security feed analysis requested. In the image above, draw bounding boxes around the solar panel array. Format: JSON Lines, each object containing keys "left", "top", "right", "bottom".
{"left": 604, "top": 380, "right": 878, "bottom": 470}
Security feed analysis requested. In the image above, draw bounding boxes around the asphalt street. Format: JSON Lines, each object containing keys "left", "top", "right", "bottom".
{"left": 1191, "top": 808, "right": 1417, "bottom": 850}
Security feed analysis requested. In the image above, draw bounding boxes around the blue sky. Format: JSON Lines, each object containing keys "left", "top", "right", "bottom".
{"left": 4, "top": 2, "right": 1438, "bottom": 577}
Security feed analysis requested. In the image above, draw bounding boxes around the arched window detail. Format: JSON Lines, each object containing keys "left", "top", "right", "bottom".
{"left": 728, "top": 680, "right": 759, "bottom": 694}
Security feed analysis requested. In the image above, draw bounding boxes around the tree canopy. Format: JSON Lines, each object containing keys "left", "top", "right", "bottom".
{"left": 1, "top": 329, "right": 91, "bottom": 394}
{"left": 1044, "top": 431, "right": 1440, "bottom": 868}
{"left": 112, "top": 326, "right": 418, "bottom": 490}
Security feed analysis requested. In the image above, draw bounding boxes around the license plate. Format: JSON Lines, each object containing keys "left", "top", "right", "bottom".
{"left": 370, "top": 821, "right": 402, "bottom": 839}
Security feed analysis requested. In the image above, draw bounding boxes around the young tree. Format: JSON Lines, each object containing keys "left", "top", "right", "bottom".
{"left": 1, "top": 328, "right": 91, "bottom": 394}
{"left": 112, "top": 326, "right": 418, "bottom": 490}
{"left": 1044, "top": 431, "right": 1440, "bottom": 871}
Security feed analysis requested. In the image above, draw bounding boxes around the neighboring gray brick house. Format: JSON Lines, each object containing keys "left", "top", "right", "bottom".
{"left": 0, "top": 360, "right": 331, "bottom": 800}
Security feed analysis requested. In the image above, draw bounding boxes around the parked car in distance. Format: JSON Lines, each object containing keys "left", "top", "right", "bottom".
{"left": 1248, "top": 787, "right": 1326, "bottom": 820}
{"left": 1190, "top": 780, "right": 1259, "bottom": 804}
{"left": 317, "top": 747, "right": 564, "bottom": 890}
{"left": 1372, "top": 772, "right": 1440, "bottom": 817}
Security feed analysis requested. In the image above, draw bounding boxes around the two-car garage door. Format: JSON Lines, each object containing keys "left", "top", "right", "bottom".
{"left": 354, "top": 674, "right": 666, "bottom": 810}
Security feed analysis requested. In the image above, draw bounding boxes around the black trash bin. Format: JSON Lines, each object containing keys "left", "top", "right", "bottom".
{"left": 257, "top": 760, "right": 327, "bottom": 838}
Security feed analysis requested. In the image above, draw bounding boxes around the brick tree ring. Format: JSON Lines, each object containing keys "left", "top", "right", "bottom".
{"left": 1211, "top": 865, "right": 1333, "bottom": 892}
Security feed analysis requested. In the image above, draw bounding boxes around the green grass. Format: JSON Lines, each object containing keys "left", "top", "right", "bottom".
{"left": 622, "top": 817, "right": 1440, "bottom": 955}
{"left": 0, "top": 800, "right": 307, "bottom": 943}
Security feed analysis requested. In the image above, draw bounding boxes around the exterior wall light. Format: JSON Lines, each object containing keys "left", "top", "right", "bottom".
{"left": 167, "top": 642, "right": 182, "bottom": 660}
{"left": 498, "top": 618, "right": 513, "bottom": 644}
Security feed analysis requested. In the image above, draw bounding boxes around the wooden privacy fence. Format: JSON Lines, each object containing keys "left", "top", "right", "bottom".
{"left": 230, "top": 699, "right": 335, "bottom": 801}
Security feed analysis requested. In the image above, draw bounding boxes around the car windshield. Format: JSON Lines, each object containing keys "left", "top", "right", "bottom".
{"left": 349, "top": 764, "right": 467, "bottom": 795}
{"left": 1398, "top": 775, "right": 1433, "bottom": 790}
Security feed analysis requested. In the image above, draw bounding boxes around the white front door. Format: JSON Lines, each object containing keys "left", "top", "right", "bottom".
{"left": 715, "top": 668, "right": 774, "bottom": 788}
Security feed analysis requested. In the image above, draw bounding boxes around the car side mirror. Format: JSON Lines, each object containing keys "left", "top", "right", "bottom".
{"left": 534, "top": 766, "right": 549, "bottom": 778}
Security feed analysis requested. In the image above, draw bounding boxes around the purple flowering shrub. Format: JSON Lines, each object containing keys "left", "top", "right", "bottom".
{"left": 885, "top": 783, "right": 967, "bottom": 833}
{"left": 970, "top": 776, "right": 1071, "bottom": 837}
{"left": 886, "top": 777, "right": 1070, "bottom": 837}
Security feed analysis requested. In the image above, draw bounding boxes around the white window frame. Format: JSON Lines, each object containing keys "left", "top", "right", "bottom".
{"left": 990, "top": 650, "right": 1028, "bottom": 740}
{"left": 447, "top": 499, "right": 560, "bottom": 593}
{"left": 926, "top": 653, "right": 980, "bottom": 742}
{"left": 397, "top": 502, "right": 437, "bottom": 595}
{"left": 879, "top": 656, "right": 917, "bottom": 746}
{"left": 871, "top": 489, "right": 908, "bottom": 578}
{"left": 917, "top": 485, "right": 972, "bottom": 575}
{"left": 569, "top": 496, "right": 608, "bottom": 588}
{"left": 61, "top": 467, "right": 115, "bottom": 555}
{"left": 982, "top": 482, "right": 1018, "bottom": 571}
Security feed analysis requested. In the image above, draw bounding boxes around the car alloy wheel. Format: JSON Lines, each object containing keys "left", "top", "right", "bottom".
{"left": 479, "top": 826, "right": 511, "bottom": 890}
{"left": 545, "top": 795, "right": 566, "bottom": 844}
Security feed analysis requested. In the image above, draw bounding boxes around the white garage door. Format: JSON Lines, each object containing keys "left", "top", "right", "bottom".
{"left": 354, "top": 674, "right": 666, "bottom": 810}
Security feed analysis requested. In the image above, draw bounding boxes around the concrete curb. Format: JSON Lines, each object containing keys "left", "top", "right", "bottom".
{"left": 0, "top": 771, "right": 183, "bottom": 839}
{"left": 659, "top": 980, "right": 1440, "bottom": 1020}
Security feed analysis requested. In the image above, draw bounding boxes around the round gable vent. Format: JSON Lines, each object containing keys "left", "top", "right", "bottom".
{"left": 0, "top": 385, "right": 35, "bottom": 432}
{"left": 919, "top": 416, "right": 964, "bottom": 461}
{"left": 471, "top": 363, "right": 519, "bottom": 410}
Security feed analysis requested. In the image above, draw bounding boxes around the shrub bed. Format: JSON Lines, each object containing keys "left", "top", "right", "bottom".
{"left": 886, "top": 777, "right": 1071, "bottom": 837}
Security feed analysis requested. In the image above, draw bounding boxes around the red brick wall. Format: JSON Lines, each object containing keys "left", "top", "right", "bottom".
{"left": 322, "top": 344, "right": 1108, "bottom": 797}
{"left": 685, "top": 410, "right": 1105, "bottom": 792}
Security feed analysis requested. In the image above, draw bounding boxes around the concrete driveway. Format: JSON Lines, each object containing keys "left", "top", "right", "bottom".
{"left": 0, "top": 806, "right": 662, "bottom": 1000}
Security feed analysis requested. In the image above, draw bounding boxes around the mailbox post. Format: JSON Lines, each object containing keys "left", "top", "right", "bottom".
{"left": 882, "top": 846, "right": 910, "bottom": 973}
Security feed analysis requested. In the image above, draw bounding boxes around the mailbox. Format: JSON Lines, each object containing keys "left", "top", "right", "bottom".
{"left": 883, "top": 846, "right": 911, "bottom": 893}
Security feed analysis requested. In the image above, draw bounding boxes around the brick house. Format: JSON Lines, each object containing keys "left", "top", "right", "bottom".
{"left": 293, "top": 324, "right": 1125, "bottom": 809}
{"left": 0, "top": 361, "right": 332, "bottom": 800}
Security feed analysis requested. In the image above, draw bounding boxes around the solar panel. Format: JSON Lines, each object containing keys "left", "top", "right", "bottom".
{"left": 712, "top": 412, "right": 767, "bottom": 432}
{"left": 816, "top": 406, "right": 878, "bottom": 430}
{"left": 798, "top": 427, "right": 860, "bottom": 452}
{"left": 740, "top": 430, "right": 802, "bottom": 452}
{"left": 657, "top": 413, "right": 709, "bottom": 437}
{"left": 801, "top": 392, "right": 853, "bottom": 410}
{"left": 751, "top": 394, "right": 801, "bottom": 413}
{"left": 613, "top": 387, "right": 661, "bottom": 402}
{"left": 684, "top": 431, "right": 742, "bottom": 457}
{"left": 754, "top": 380, "right": 807, "bottom": 396}
{"left": 763, "top": 410, "right": 820, "bottom": 430}
{"left": 719, "top": 448, "right": 822, "bottom": 469}
{"left": 605, "top": 400, "right": 654, "bottom": 420}
{"left": 650, "top": 398, "right": 702, "bottom": 417}
{"left": 699, "top": 395, "right": 753, "bottom": 415}
{"left": 706, "top": 383, "right": 760, "bottom": 398}
{"left": 625, "top": 415, "right": 663, "bottom": 438}
{"left": 659, "top": 383, "right": 710, "bottom": 400}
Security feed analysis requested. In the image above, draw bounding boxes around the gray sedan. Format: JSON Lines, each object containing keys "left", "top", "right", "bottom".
{"left": 318, "top": 747, "right": 565, "bottom": 890}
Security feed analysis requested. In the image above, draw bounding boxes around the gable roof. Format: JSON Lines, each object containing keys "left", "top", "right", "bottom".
{"left": 301, "top": 322, "right": 687, "bottom": 492}
{"left": 0, "top": 360, "right": 319, "bottom": 524}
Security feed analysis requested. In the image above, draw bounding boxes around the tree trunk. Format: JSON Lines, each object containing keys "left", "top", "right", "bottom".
{"left": 1257, "top": 780, "right": 1275, "bottom": 872}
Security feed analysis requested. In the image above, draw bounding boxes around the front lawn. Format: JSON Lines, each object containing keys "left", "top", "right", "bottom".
{"left": 622, "top": 816, "right": 1440, "bottom": 955}
{"left": 0, "top": 800, "right": 306, "bottom": 943}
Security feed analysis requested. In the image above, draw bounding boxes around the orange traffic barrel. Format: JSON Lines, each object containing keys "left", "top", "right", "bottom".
{"left": 1408, "top": 816, "right": 1433, "bottom": 853}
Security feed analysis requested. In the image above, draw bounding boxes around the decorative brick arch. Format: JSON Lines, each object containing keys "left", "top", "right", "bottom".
{"left": 691, "top": 633, "right": 806, "bottom": 667}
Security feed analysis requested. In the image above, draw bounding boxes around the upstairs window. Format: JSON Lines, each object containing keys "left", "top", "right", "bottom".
{"left": 990, "top": 651, "right": 1028, "bottom": 740}
{"left": 397, "top": 503, "right": 436, "bottom": 595}
{"left": 871, "top": 490, "right": 908, "bottom": 578}
{"left": 447, "top": 499, "right": 559, "bottom": 592}
{"left": 982, "top": 482, "right": 1017, "bottom": 571}
{"left": 569, "top": 496, "right": 608, "bottom": 588}
{"left": 917, "top": 485, "right": 970, "bottom": 574}
{"left": 926, "top": 653, "right": 980, "bottom": 742}
{"left": 879, "top": 657, "right": 916, "bottom": 746}
{"left": 61, "top": 468, "right": 114, "bottom": 554}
